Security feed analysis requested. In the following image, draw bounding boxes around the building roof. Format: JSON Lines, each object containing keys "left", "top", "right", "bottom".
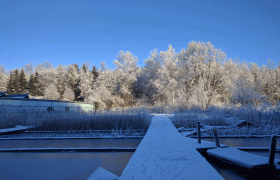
{"left": 0, "top": 91, "right": 7, "bottom": 97}
{"left": 1, "top": 93, "right": 30, "bottom": 98}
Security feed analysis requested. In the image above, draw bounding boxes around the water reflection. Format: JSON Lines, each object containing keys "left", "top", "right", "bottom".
{"left": 0, "top": 139, "right": 142, "bottom": 149}
{"left": 0, "top": 152, "right": 133, "bottom": 180}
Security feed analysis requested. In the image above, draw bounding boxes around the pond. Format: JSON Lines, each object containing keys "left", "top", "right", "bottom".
{"left": 0, "top": 138, "right": 142, "bottom": 180}
{"left": 201, "top": 137, "right": 280, "bottom": 180}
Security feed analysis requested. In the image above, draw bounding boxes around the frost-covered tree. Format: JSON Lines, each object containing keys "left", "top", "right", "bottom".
{"left": 154, "top": 45, "right": 179, "bottom": 105}
{"left": 0, "top": 66, "right": 7, "bottom": 92}
{"left": 44, "top": 83, "right": 60, "bottom": 100}
{"left": 79, "top": 63, "right": 93, "bottom": 101}
{"left": 62, "top": 86, "right": 75, "bottom": 101}
{"left": 88, "top": 62, "right": 121, "bottom": 109}
{"left": 91, "top": 65, "right": 99, "bottom": 86}
{"left": 177, "top": 41, "right": 227, "bottom": 109}
{"left": 231, "top": 77, "right": 262, "bottom": 105}
{"left": 113, "top": 51, "right": 140, "bottom": 106}
{"left": 67, "top": 63, "right": 80, "bottom": 101}
{"left": 56, "top": 64, "right": 67, "bottom": 99}
{"left": 134, "top": 49, "right": 163, "bottom": 104}
{"left": 35, "top": 62, "right": 57, "bottom": 94}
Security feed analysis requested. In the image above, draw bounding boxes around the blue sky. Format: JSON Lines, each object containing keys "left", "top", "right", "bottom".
{"left": 1, "top": 0, "right": 279, "bottom": 71}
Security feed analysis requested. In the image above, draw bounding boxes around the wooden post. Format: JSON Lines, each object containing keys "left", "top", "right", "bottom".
{"left": 197, "top": 121, "right": 201, "bottom": 144}
{"left": 213, "top": 128, "right": 220, "bottom": 148}
{"left": 268, "top": 134, "right": 277, "bottom": 168}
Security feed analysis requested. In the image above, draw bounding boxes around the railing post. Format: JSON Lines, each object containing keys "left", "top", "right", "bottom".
{"left": 268, "top": 134, "right": 277, "bottom": 168}
{"left": 197, "top": 121, "right": 201, "bottom": 144}
{"left": 213, "top": 128, "right": 220, "bottom": 148}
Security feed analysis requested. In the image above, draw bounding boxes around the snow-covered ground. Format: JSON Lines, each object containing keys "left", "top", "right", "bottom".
{"left": 117, "top": 114, "right": 225, "bottom": 180}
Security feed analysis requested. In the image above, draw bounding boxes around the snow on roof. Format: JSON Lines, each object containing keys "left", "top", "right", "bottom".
{"left": 86, "top": 167, "right": 118, "bottom": 180}
{"left": 118, "top": 114, "right": 225, "bottom": 180}
{"left": 0, "top": 91, "right": 7, "bottom": 97}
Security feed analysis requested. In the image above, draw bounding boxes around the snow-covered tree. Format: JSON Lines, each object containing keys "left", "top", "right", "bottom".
{"left": 134, "top": 49, "right": 163, "bottom": 104}
{"left": 113, "top": 51, "right": 140, "bottom": 106}
{"left": 62, "top": 86, "right": 75, "bottom": 101}
{"left": 0, "top": 66, "right": 7, "bottom": 92}
{"left": 67, "top": 63, "right": 80, "bottom": 101}
{"left": 231, "top": 77, "right": 262, "bottom": 105}
{"left": 79, "top": 63, "right": 93, "bottom": 101}
{"left": 56, "top": 64, "right": 67, "bottom": 99}
{"left": 44, "top": 83, "right": 60, "bottom": 100}
{"left": 153, "top": 45, "right": 179, "bottom": 105}
{"left": 177, "top": 41, "right": 227, "bottom": 109}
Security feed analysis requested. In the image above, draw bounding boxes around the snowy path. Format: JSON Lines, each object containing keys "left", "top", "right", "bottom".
{"left": 118, "top": 114, "right": 224, "bottom": 180}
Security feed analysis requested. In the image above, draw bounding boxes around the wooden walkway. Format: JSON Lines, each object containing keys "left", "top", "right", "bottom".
{"left": 118, "top": 114, "right": 225, "bottom": 180}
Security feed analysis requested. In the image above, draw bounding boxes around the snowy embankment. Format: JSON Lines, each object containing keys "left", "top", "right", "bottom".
{"left": 116, "top": 114, "right": 225, "bottom": 180}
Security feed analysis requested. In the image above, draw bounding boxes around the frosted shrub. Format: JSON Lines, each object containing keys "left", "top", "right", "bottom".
{"left": 172, "top": 106, "right": 228, "bottom": 128}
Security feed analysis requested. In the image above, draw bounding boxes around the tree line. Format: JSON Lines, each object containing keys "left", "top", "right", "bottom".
{"left": 0, "top": 41, "right": 279, "bottom": 110}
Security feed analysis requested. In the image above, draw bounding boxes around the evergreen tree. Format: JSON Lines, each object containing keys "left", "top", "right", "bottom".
{"left": 12, "top": 69, "right": 20, "bottom": 94}
{"left": 34, "top": 71, "right": 43, "bottom": 96}
{"left": 29, "top": 74, "right": 35, "bottom": 96}
{"left": 91, "top": 65, "right": 99, "bottom": 86}
{"left": 18, "top": 69, "right": 28, "bottom": 93}
{"left": 6, "top": 71, "right": 14, "bottom": 94}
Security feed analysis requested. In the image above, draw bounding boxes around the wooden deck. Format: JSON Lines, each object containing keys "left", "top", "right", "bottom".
{"left": 207, "top": 147, "right": 280, "bottom": 170}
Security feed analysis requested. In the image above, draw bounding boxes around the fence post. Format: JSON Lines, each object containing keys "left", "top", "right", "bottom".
{"left": 213, "top": 128, "right": 220, "bottom": 148}
{"left": 268, "top": 134, "right": 277, "bottom": 168}
{"left": 197, "top": 121, "right": 201, "bottom": 144}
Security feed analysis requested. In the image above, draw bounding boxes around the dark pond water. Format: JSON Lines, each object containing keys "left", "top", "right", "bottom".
{"left": 0, "top": 152, "right": 133, "bottom": 180}
{"left": 0, "top": 139, "right": 142, "bottom": 149}
{"left": 0, "top": 139, "right": 142, "bottom": 180}
{"left": 201, "top": 137, "right": 280, "bottom": 180}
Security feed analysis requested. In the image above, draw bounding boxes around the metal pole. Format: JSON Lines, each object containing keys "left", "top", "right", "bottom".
{"left": 268, "top": 134, "right": 277, "bottom": 168}
{"left": 197, "top": 121, "right": 201, "bottom": 144}
{"left": 213, "top": 128, "right": 220, "bottom": 148}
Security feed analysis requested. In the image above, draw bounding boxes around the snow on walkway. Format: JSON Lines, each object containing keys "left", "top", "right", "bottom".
{"left": 118, "top": 114, "right": 224, "bottom": 180}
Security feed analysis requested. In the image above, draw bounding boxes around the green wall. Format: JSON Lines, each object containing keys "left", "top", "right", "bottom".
{"left": 0, "top": 98, "right": 94, "bottom": 112}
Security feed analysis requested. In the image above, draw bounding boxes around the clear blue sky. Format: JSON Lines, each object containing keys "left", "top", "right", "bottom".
{"left": 1, "top": 0, "right": 279, "bottom": 71}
